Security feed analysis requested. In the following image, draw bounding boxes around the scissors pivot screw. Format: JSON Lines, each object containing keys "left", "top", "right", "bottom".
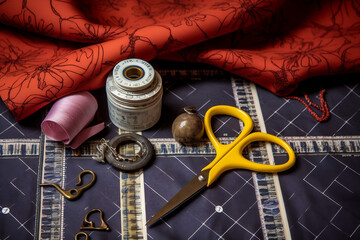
{"left": 198, "top": 175, "right": 205, "bottom": 181}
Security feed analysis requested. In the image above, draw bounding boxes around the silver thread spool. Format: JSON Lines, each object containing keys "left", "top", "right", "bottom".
{"left": 106, "top": 58, "right": 163, "bottom": 131}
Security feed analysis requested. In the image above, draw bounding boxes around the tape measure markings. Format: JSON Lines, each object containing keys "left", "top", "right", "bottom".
{"left": 118, "top": 129, "right": 147, "bottom": 240}
{"left": 0, "top": 139, "right": 40, "bottom": 156}
{"left": 37, "top": 138, "right": 66, "bottom": 240}
{"left": 2, "top": 136, "right": 359, "bottom": 158}
{"left": 65, "top": 136, "right": 360, "bottom": 160}
{"left": 273, "top": 136, "right": 360, "bottom": 154}
{"left": 233, "top": 78, "right": 290, "bottom": 239}
{"left": 150, "top": 136, "right": 360, "bottom": 155}
{"left": 120, "top": 170, "right": 146, "bottom": 240}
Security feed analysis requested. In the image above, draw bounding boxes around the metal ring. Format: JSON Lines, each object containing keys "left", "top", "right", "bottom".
{"left": 124, "top": 66, "right": 144, "bottom": 80}
{"left": 75, "top": 232, "right": 89, "bottom": 240}
{"left": 113, "top": 58, "right": 154, "bottom": 91}
{"left": 105, "top": 133, "right": 154, "bottom": 171}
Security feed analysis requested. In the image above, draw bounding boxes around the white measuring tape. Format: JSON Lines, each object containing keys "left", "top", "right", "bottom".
{"left": 106, "top": 59, "right": 163, "bottom": 131}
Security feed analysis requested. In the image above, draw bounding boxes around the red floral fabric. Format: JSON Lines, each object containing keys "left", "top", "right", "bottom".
{"left": 0, "top": 0, "right": 359, "bottom": 121}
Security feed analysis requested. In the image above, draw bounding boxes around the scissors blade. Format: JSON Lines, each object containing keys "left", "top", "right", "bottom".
{"left": 146, "top": 169, "right": 210, "bottom": 226}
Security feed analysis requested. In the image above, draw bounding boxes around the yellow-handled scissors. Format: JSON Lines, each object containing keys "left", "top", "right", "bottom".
{"left": 146, "top": 105, "right": 296, "bottom": 226}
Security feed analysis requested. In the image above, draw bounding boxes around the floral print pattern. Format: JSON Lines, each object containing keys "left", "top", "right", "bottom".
{"left": 0, "top": 0, "right": 359, "bottom": 120}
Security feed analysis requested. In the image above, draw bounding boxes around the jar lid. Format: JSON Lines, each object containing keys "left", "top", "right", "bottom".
{"left": 106, "top": 71, "right": 163, "bottom": 107}
{"left": 113, "top": 58, "right": 155, "bottom": 91}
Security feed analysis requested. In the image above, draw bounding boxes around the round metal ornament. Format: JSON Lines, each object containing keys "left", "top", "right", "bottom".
{"left": 105, "top": 133, "right": 155, "bottom": 171}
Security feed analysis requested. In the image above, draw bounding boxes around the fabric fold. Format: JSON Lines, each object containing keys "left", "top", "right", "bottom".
{"left": 0, "top": 0, "right": 359, "bottom": 121}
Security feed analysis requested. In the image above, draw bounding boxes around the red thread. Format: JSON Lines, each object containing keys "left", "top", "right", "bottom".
{"left": 286, "top": 89, "right": 330, "bottom": 122}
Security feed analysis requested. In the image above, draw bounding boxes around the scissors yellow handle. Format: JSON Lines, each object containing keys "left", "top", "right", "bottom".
{"left": 146, "top": 105, "right": 296, "bottom": 226}
{"left": 202, "top": 105, "right": 296, "bottom": 186}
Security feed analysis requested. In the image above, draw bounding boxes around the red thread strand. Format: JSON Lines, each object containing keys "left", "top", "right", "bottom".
{"left": 286, "top": 89, "right": 330, "bottom": 122}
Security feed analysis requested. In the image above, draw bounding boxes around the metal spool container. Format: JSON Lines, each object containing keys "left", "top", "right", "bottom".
{"left": 106, "top": 58, "right": 163, "bottom": 131}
